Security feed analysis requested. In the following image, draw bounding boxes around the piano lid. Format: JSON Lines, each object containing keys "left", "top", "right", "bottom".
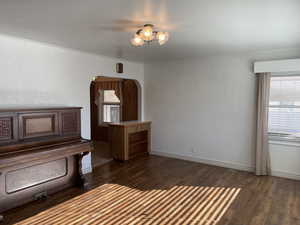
{"left": 0, "top": 106, "right": 82, "bottom": 113}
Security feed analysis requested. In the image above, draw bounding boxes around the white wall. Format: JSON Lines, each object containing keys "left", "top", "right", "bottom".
{"left": 1, "top": 32, "right": 299, "bottom": 180}
{"left": 0, "top": 34, "right": 144, "bottom": 173}
{"left": 269, "top": 141, "right": 300, "bottom": 180}
{"left": 145, "top": 56, "right": 256, "bottom": 171}
{"left": 145, "top": 53, "right": 300, "bottom": 180}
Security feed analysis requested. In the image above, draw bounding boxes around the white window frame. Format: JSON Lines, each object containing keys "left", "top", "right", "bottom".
{"left": 98, "top": 90, "right": 122, "bottom": 125}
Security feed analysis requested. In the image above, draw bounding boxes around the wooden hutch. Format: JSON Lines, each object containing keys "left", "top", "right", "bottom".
{"left": 109, "top": 121, "right": 151, "bottom": 161}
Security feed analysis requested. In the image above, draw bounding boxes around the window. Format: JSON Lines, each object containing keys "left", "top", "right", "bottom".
{"left": 99, "top": 90, "right": 121, "bottom": 124}
{"left": 268, "top": 76, "right": 300, "bottom": 141}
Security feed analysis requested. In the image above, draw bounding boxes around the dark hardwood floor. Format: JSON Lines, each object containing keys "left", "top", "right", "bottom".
{"left": 91, "top": 141, "right": 113, "bottom": 168}
{"left": 2, "top": 155, "right": 300, "bottom": 225}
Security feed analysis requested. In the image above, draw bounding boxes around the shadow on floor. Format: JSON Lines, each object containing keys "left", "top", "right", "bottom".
{"left": 91, "top": 141, "right": 113, "bottom": 168}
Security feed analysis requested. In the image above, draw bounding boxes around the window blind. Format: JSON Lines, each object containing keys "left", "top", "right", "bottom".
{"left": 269, "top": 76, "right": 300, "bottom": 137}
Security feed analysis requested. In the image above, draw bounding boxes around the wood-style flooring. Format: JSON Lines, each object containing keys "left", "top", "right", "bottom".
{"left": 2, "top": 155, "right": 300, "bottom": 225}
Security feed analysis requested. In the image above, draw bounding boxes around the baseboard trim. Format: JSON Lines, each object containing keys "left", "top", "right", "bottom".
{"left": 270, "top": 170, "right": 300, "bottom": 181}
{"left": 150, "top": 150, "right": 254, "bottom": 172}
{"left": 150, "top": 150, "right": 300, "bottom": 181}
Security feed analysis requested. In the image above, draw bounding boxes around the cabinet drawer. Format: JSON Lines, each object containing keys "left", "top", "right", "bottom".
{"left": 129, "top": 142, "right": 148, "bottom": 158}
{"left": 129, "top": 130, "right": 148, "bottom": 144}
{"left": 128, "top": 131, "right": 148, "bottom": 158}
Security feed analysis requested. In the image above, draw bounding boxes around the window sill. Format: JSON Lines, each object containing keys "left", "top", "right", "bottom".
{"left": 269, "top": 140, "right": 300, "bottom": 147}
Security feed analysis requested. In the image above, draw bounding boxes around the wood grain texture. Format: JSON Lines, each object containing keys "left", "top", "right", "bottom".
{"left": 0, "top": 107, "right": 82, "bottom": 113}
{"left": 22, "top": 115, "right": 56, "bottom": 137}
{"left": 61, "top": 110, "right": 80, "bottom": 135}
{"left": 0, "top": 139, "right": 91, "bottom": 169}
{"left": 0, "top": 114, "right": 18, "bottom": 144}
{"left": 0, "top": 108, "right": 92, "bottom": 215}
{"left": 90, "top": 77, "right": 139, "bottom": 142}
{"left": 0, "top": 117, "right": 13, "bottom": 140}
{"left": 109, "top": 121, "right": 151, "bottom": 161}
{"left": 0, "top": 107, "right": 82, "bottom": 147}
{"left": 3, "top": 155, "right": 300, "bottom": 225}
{"left": 5, "top": 158, "right": 67, "bottom": 194}
{"left": 122, "top": 79, "right": 138, "bottom": 121}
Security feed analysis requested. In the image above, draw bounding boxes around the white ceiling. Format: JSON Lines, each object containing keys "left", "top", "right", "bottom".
{"left": 0, "top": 0, "right": 300, "bottom": 62}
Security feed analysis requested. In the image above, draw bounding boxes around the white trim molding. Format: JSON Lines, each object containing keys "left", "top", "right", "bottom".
{"left": 150, "top": 150, "right": 254, "bottom": 172}
{"left": 150, "top": 150, "right": 300, "bottom": 181}
{"left": 254, "top": 58, "right": 300, "bottom": 74}
{"left": 270, "top": 170, "right": 300, "bottom": 181}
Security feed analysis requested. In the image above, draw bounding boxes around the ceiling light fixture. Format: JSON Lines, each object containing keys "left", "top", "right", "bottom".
{"left": 131, "top": 24, "right": 169, "bottom": 46}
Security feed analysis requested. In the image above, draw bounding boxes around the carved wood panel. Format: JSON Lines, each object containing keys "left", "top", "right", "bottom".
{"left": 25, "top": 117, "right": 53, "bottom": 135}
{"left": 62, "top": 111, "right": 80, "bottom": 135}
{"left": 19, "top": 113, "right": 59, "bottom": 140}
{"left": 0, "top": 118, "right": 13, "bottom": 141}
{"left": 6, "top": 158, "right": 67, "bottom": 194}
{"left": 0, "top": 108, "right": 82, "bottom": 146}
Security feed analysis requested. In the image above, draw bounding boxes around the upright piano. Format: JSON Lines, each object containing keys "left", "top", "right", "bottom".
{"left": 0, "top": 107, "right": 92, "bottom": 213}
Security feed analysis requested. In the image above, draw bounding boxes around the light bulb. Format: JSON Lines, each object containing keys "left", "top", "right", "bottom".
{"left": 156, "top": 31, "right": 169, "bottom": 45}
{"left": 141, "top": 24, "right": 154, "bottom": 41}
{"left": 131, "top": 34, "right": 144, "bottom": 46}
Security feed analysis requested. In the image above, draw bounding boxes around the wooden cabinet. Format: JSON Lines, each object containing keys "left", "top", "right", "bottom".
{"left": 109, "top": 121, "right": 151, "bottom": 161}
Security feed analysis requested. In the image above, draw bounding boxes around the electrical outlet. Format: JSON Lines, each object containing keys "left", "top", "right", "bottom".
{"left": 190, "top": 147, "right": 196, "bottom": 153}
